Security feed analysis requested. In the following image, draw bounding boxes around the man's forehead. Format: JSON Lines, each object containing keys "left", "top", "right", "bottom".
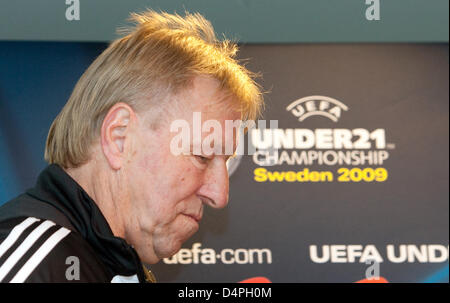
{"left": 174, "top": 76, "right": 239, "bottom": 116}
{"left": 192, "top": 119, "right": 241, "bottom": 154}
{"left": 147, "top": 75, "right": 242, "bottom": 158}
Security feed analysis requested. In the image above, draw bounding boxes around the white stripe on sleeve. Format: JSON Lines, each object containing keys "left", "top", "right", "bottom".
{"left": 10, "top": 227, "right": 71, "bottom": 283}
{"left": 0, "top": 220, "right": 55, "bottom": 282}
{"left": 0, "top": 217, "right": 41, "bottom": 259}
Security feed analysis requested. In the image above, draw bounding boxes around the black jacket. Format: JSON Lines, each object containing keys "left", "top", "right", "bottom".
{"left": 0, "top": 164, "right": 155, "bottom": 283}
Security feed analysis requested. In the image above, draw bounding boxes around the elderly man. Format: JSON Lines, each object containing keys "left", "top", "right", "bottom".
{"left": 0, "top": 11, "right": 262, "bottom": 282}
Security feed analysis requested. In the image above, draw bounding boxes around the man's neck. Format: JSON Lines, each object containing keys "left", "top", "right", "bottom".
{"left": 64, "top": 162, "right": 126, "bottom": 239}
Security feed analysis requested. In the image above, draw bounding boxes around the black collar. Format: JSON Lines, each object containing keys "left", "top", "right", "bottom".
{"left": 26, "top": 164, "right": 146, "bottom": 281}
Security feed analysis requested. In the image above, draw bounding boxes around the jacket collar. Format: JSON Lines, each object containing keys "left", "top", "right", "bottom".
{"left": 26, "top": 164, "right": 147, "bottom": 281}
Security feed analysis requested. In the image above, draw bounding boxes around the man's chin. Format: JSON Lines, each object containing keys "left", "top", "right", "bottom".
{"left": 152, "top": 231, "right": 198, "bottom": 261}
{"left": 134, "top": 242, "right": 176, "bottom": 264}
{"left": 154, "top": 242, "right": 184, "bottom": 261}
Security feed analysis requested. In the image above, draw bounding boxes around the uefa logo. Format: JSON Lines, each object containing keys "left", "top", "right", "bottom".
{"left": 286, "top": 95, "right": 349, "bottom": 122}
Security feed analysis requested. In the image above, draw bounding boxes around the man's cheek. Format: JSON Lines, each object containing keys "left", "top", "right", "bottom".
{"left": 167, "top": 215, "right": 197, "bottom": 240}
{"left": 138, "top": 153, "right": 160, "bottom": 172}
{"left": 151, "top": 201, "right": 180, "bottom": 226}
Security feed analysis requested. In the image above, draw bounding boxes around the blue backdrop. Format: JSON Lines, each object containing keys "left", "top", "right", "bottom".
{"left": 1, "top": 42, "right": 448, "bottom": 283}
{"left": 0, "top": 42, "right": 107, "bottom": 203}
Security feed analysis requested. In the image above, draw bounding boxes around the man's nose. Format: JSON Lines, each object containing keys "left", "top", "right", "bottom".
{"left": 197, "top": 159, "right": 229, "bottom": 209}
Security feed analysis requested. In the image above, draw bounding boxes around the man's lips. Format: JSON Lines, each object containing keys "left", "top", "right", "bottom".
{"left": 183, "top": 213, "right": 202, "bottom": 223}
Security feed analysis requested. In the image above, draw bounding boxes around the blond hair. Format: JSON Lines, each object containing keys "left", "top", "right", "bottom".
{"left": 45, "top": 10, "right": 263, "bottom": 168}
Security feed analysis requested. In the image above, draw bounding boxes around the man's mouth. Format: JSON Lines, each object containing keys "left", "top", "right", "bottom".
{"left": 186, "top": 214, "right": 201, "bottom": 223}
{"left": 183, "top": 213, "right": 202, "bottom": 223}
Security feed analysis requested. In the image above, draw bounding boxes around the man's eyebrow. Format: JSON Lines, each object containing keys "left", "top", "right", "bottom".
{"left": 189, "top": 142, "right": 237, "bottom": 157}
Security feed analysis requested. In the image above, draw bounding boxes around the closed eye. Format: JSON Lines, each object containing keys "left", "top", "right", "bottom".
{"left": 196, "top": 155, "right": 210, "bottom": 164}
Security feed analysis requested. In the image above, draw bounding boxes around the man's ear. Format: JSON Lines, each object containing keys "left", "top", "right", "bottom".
{"left": 101, "top": 102, "right": 136, "bottom": 170}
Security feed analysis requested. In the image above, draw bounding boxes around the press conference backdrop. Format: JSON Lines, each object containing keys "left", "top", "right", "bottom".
{"left": 0, "top": 0, "right": 448, "bottom": 284}
{"left": 0, "top": 41, "right": 448, "bottom": 283}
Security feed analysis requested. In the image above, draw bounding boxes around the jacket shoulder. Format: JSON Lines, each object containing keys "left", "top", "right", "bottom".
{"left": 0, "top": 216, "right": 111, "bottom": 283}
{"left": 0, "top": 193, "right": 74, "bottom": 230}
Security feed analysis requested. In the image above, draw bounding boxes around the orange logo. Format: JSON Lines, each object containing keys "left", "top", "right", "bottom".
{"left": 239, "top": 277, "right": 272, "bottom": 283}
{"left": 356, "top": 277, "right": 389, "bottom": 283}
